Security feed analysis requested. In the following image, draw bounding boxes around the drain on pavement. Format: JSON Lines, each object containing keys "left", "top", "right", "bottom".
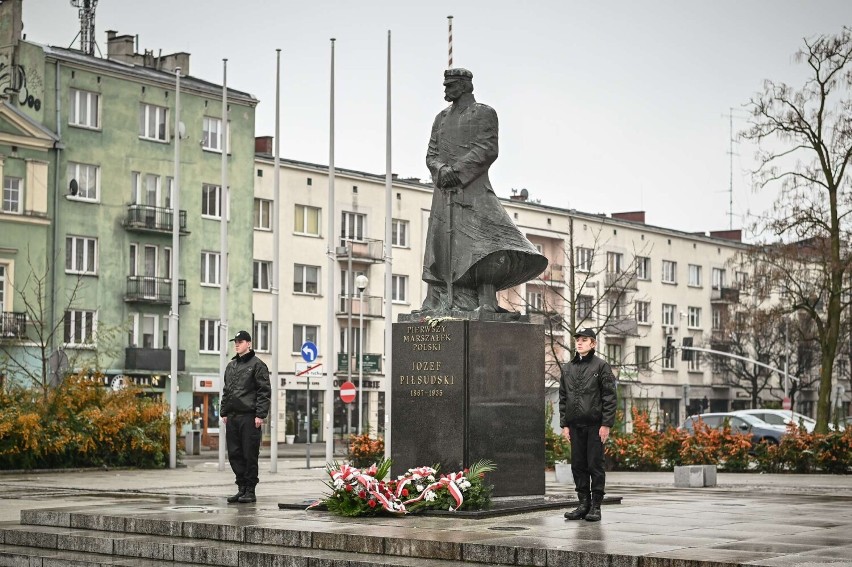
{"left": 488, "top": 526, "right": 529, "bottom": 531}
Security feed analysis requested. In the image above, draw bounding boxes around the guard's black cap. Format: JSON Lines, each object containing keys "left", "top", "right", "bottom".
{"left": 573, "top": 327, "right": 597, "bottom": 340}
{"left": 229, "top": 330, "right": 252, "bottom": 342}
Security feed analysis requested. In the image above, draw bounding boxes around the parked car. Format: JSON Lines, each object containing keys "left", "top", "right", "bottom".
{"left": 679, "top": 412, "right": 787, "bottom": 444}
{"left": 730, "top": 409, "right": 817, "bottom": 433}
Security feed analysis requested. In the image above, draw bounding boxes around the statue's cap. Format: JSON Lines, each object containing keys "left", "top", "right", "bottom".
{"left": 443, "top": 68, "right": 473, "bottom": 82}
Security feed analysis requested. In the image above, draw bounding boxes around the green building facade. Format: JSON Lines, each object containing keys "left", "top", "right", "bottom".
{"left": 0, "top": 0, "right": 258, "bottom": 439}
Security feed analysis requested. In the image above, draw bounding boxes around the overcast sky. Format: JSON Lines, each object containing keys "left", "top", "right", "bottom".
{"left": 21, "top": 0, "right": 852, "bottom": 236}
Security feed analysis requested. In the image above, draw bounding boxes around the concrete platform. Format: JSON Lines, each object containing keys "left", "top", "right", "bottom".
{"left": 1, "top": 460, "right": 851, "bottom": 566}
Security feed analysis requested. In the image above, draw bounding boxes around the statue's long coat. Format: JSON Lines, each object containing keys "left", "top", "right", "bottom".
{"left": 423, "top": 98, "right": 546, "bottom": 290}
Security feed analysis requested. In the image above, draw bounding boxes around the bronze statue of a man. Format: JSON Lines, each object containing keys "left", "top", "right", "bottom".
{"left": 417, "top": 68, "right": 547, "bottom": 315}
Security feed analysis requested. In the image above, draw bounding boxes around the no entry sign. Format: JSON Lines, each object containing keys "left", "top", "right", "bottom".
{"left": 340, "top": 381, "right": 357, "bottom": 404}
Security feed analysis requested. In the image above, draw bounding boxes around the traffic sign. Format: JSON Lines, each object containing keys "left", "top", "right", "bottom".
{"left": 782, "top": 397, "right": 792, "bottom": 410}
{"left": 300, "top": 341, "right": 318, "bottom": 362}
{"left": 340, "top": 381, "right": 356, "bottom": 404}
{"left": 295, "top": 362, "right": 323, "bottom": 377}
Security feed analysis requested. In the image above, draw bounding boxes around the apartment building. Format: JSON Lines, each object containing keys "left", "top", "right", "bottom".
{"left": 254, "top": 144, "right": 832, "bottom": 442}
{"left": 0, "top": 1, "right": 258, "bottom": 445}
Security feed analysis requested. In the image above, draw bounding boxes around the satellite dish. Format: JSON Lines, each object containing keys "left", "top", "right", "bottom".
{"left": 110, "top": 375, "right": 128, "bottom": 392}
{"left": 69, "top": 179, "right": 79, "bottom": 196}
{"left": 178, "top": 121, "right": 187, "bottom": 139}
{"left": 520, "top": 188, "right": 529, "bottom": 200}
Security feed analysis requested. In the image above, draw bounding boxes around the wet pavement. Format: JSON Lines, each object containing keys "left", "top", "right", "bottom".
{"left": 0, "top": 457, "right": 851, "bottom": 566}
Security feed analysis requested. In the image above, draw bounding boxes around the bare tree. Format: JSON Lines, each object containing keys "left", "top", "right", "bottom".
{"left": 743, "top": 27, "right": 852, "bottom": 432}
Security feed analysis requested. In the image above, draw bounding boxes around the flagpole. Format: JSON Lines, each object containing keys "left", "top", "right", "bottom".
{"left": 383, "top": 30, "right": 393, "bottom": 460}
{"left": 324, "top": 38, "right": 337, "bottom": 464}
{"left": 270, "top": 48, "right": 282, "bottom": 473}
{"left": 218, "top": 59, "right": 229, "bottom": 471}
{"left": 169, "top": 67, "right": 182, "bottom": 470}
{"left": 447, "top": 16, "right": 453, "bottom": 68}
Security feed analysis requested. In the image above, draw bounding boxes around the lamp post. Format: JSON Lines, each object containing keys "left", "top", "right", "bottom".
{"left": 355, "top": 274, "right": 368, "bottom": 435}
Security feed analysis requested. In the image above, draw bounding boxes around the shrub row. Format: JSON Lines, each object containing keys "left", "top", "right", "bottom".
{"left": 607, "top": 408, "right": 852, "bottom": 473}
{"left": 0, "top": 374, "right": 177, "bottom": 470}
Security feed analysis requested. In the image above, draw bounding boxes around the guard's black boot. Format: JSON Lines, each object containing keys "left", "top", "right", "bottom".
{"left": 238, "top": 487, "right": 257, "bottom": 503}
{"left": 585, "top": 493, "right": 603, "bottom": 522}
{"left": 564, "top": 493, "right": 590, "bottom": 520}
{"left": 227, "top": 486, "right": 245, "bottom": 504}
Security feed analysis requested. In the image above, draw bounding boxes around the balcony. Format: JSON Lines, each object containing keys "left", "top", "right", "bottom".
{"left": 336, "top": 238, "right": 384, "bottom": 263}
{"left": 0, "top": 312, "right": 27, "bottom": 340}
{"left": 125, "top": 347, "right": 185, "bottom": 372}
{"left": 539, "top": 264, "right": 565, "bottom": 285}
{"left": 124, "top": 205, "right": 189, "bottom": 234}
{"left": 605, "top": 271, "right": 638, "bottom": 291}
{"left": 603, "top": 317, "right": 639, "bottom": 337}
{"left": 125, "top": 276, "right": 188, "bottom": 305}
{"left": 711, "top": 286, "right": 740, "bottom": 304}
{"left": 337, "top": 294, "right": 384, "bottom": 318}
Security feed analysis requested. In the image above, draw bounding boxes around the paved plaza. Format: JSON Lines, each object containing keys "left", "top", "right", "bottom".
{"left": 0, "top": 455, "right": 851, "bottom": 566}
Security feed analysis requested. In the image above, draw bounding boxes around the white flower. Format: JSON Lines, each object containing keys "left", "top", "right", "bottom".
{"left": 449, "top": 506, "right": 453, "bottom": 511}
{"left": 415, "top": 484, "right": 424, "bottom": 492}
{"left": 333, "top": 479, "right": 344, "bottom": 489}
{"left": 424, "top": 490, "right": 436, "bottom": 501}
{"left": 427, "top": 475, "right": 435, "bottom": 482}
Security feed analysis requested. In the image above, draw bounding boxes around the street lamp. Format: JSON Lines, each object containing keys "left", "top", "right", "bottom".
{"left": 355, "top": 274, "right": 369, "bottom": 435}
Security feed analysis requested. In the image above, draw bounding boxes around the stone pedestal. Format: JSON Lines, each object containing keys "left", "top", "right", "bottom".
{"left": 674, "top": 464, "right": 717, "bottom": 487}
{"left": 391, "top": 320, "right": 545, "bottom": 497}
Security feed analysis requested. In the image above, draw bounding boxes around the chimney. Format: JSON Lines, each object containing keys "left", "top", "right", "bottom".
{"left": 156, "top": 52, "right": 190, "bottom": 75}
{"left": 255, "top": 136, "right": 273, "bottom": 155}
{"left": 0, "top": 0, "right": 23, "bottom": 50}
{"left": 709, "top": 229, "right": 742, "bottom": 242}
{"left": 611, "top": 211, "right": 645, "bottom": 223}
{"left": 106, "top": 30, "right": 136, "bottom": 63}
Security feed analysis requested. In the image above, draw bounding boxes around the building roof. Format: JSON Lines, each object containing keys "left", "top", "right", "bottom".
{"left": 39, "top": 43, "right": 258, "bottom": 106}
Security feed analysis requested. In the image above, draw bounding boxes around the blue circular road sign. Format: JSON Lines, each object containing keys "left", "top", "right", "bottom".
{"left": 300, "top": 341, "right": 318, "bottom": 362}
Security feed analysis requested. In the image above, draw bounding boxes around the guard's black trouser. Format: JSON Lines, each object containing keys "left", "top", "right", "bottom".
{"left": 226, "top": 414, "right": 262, "bottom": 488}
{"left": 569, "top": 424, "right": 606, "bottom": 497}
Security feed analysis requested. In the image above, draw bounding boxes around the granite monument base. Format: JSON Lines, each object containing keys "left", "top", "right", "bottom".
{"left": 391, "top": 319, "right": 545, "bottom": 497}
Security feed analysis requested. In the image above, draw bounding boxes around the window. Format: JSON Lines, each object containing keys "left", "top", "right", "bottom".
{"left": 712, "top": 268, "right": 726, "bottom": 289}
{"left": 129, "top": 244, "right": 137, "bottom": 276}
{"left": 0, "top": 264, "right": 6, "bottom": 312}
{"left": 635, "top": 346, "right": 650, "bottom": 370}
{"left": 662, "top": 346, "right": 675, "bottom": 370}
{"left": 392, "top": 219, "right": 408, "bottom": 247}
{"left": 294, "top": 205, "right": 321, "bottom": 236}
{"left": 139, "top": 103, "right": 168, "bottom": 141}
{"left": 340, "top": 326, "right": 363, "bottom": 356}
{"left": 688, "top": 264, "right": 702, "bottom": 287}
{"left": 202, "top": 116, "right": 225, "bottom": 151}
{"left": 607, "top": 252, "right": 623, "bottom": 273}
{"left": 65, "top": 236, "right": 97, "bottom": 274}
{"left": 69, "top": 89, "right": 100, "bottom": 129}
{"left": 391, "top": 274, "right": 408, "bottom": 303}
{"left": 662, "top": 260, "right": 677, "bottom": 284}
{"left": 688, "top": 351, "right": 701, "bottom": 372}
{"left": 199, "top": 319, "right": 220, "bottom": 353}
{"left": 253, "top": 261, "right": 272, "bottom": 291}
{"left": 712, "top": 306, "right": 722, "bottom": 330}
{"left": 254, "top": 198, "right": 272, "bottom": 230}
{"left": 67, "top": 162, "right": 99, "bottom": 201}
{"left": 294, "top": 264, "right": 319, "bottom": 294}
{"left": 200, "top": 252, "right": 220, "bottom": 286}
{"left": 64, "top": 309, "right": 96, "bottom": 345}
{"left": 662, "top": 303, "right": 676, "bottom": 327}
{"left": 527, "top": 291, "right": 543, "bottom": 311}
{"left": 636, "top": 256, "right": 650, "bottom": 280}
{"left": 2, "top": 177, "right": 22, "bottom": 214}
{"left": 688, "top": 306, "right": 702, "bottom": 328}
{"left": 606, "top": 343, "right": 622, "bottom": 365}
{"left": 636, "top": 301, "right": 650, "bottom": 324}
{"left": 608, "top": 298, "right": 625, "bottom": 319}
{"left": 576, "top": 247, "right": 593, "bottom": 272}
{"left": 254, "top": 321, "right": 271, "bottom": 353}
{"left": 341, "top": 211, "right": 366, "bottom": 244}
{"left": 293, "top": 324, "right": 318, "bottom": 353}
{"left": 576, "top": 294, "right": 593, "bottom": 320}
{"left": 201, "top": 184, "right": 222, "bottom": 218}
{"left": 735, "top": 271, "right": 748, "bottom": 289}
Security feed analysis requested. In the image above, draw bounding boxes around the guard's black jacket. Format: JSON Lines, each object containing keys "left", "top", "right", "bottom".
{"left": 558, "top": 349, "right": 617, "bottom": 428}
{"left": 221, "top": 350, "right": 271, "bottom": 419}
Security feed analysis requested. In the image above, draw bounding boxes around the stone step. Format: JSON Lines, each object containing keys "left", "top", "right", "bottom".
{"left": 0, "top": 522, "right": 491, "bottom": 567}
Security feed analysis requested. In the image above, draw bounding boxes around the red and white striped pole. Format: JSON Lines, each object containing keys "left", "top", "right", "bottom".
{"left": 447, "top": 15, "right": 453, "bottom": 68}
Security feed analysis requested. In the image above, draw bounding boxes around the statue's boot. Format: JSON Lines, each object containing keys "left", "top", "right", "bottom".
{"left": 476, "top": 283, "right": 497, "bottom": 313}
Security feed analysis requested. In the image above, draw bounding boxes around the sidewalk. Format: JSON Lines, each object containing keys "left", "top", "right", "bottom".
{"left": 1, "top": 461, "right": 851, "bottom": 566}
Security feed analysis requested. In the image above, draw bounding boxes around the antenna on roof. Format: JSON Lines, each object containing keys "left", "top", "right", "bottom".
{"left": 70, "top": 0, "right": 98, "bottom": 55}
